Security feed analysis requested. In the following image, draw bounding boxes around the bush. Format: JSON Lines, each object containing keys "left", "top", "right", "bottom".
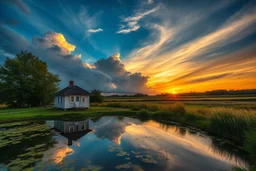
{"left": 137, "top": 109, "right": 149, "bottom": 119}
{"left": 90, "top": 90, "right": 104, "bottom": 103}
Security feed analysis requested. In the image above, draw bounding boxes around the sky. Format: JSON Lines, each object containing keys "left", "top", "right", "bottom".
{"left": 0, "top": 0, "right": 256, "bottom": 94}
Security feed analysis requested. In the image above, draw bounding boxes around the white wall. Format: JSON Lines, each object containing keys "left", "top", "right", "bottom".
{"left": 54, "top": 96, "right": 65, "bottom": 109}
{"left": 64, "top": 95, "right": 90, "bottom": 109}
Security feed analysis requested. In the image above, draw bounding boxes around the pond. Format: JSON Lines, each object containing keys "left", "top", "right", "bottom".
{"left": 0, "top": 116, "right": 249, "bottom": 171}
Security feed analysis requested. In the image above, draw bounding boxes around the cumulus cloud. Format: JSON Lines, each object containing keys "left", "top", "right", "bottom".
{"left": 0, "top": 27, "right": 149, "bottom": 93}
{"left": 87, "top": 28, "right": 103, "bottom": 33}
{"left": 94, "top": 53, "right": 149, "bottom": 93}
{"left": 117, "top": 6, "right": 159, "bottom": 34}
{"left": 32, "top": 32, "right": 76, "bottom": 55}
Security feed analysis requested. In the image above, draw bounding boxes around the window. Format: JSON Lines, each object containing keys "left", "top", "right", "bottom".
{"left": 58, "top": 97, "right": 60, "bottom": 104}
{"left": 69, "top": 125, "right": 74, "bottom": 132}
{"left": 57, "top": 123, "right": 60, "bottom": 130}
{"left": 82, "top": 96, "right": 85, "bottom": 103}
{"left": 81, "top": 124, "right": 85, "bottom": 130}
{"left": 60, "top": 97, "right": 63, "bottom": 103}
{"left": 70, "top": 96, "right": 74, "bottom": 103}
{"left": 76, "top": 96, "right": 80, "bottom": 102}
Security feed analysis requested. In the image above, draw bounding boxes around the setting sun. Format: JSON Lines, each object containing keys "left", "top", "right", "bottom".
{"left": 0, "top": 0, "right": 256, "bottom": 170}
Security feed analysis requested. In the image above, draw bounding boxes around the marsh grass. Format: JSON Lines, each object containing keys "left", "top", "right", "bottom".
{"left": 245, "top": 129, "right": 256, "bottom": 164}
{"left": 93, "top": 101, "right": 256, "bottom": 162}
{"left": 207, "top": 108, "right": 256, "bottom": 142}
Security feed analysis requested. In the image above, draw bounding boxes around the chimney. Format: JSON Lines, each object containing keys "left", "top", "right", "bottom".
{"left": 69, "top": 80, "right": 74, "bottom": 86}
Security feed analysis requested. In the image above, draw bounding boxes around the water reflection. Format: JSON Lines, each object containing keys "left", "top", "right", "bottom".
{"left": 52, "top": 119, "right": 91, "bottom": 146}
{"left": 0, "top": 117, "right": 250, "bottom": 171}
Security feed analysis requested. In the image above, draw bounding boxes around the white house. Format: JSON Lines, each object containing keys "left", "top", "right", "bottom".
{"left": 54, "top": 81, "right": 90, "bottom": 110}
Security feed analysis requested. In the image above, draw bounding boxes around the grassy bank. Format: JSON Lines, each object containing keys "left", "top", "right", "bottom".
{"left": 92, "top": 102, "right": 256, "bottom": 164}
{"left": 1, "top": 103, "right": 256, "bottom": 165}
{"left": 0, "top": 107, "right": 136, "bottom": 123}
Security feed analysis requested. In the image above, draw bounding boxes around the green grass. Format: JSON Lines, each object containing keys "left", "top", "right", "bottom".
{"left": 92, "top": 101, "right": 256, "bottom": 164}
{"left": 0, "top": 107, "right": 136, "bottom": 123}
{"left": 1, "top": 101, "right": 256, "bottom": 164}
{"left": 245, "top": 129, "right": 256, "bottom": 164}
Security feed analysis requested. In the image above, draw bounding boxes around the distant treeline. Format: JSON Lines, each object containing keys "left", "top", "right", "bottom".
{"left": 109, "top": 93, "right": 149, "bottom": 97}
{"left": 109, "top": 89, "right": 256, "bottom": 97}
{"left": 181, "top": 89, "right": 256, "bottom": 96}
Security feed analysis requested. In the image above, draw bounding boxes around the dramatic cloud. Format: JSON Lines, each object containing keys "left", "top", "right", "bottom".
{"left": 94, "top": 53, "right": 149, "bottom": 93}
{"left": 0, "top": 27, "right": 149, "bottom": 93}
{"left": 125, "top": 1, "right": 256, "bottom": 93}
{"left": 1, "top": 0, "right": 256, "bottom": 93}
{"left": 87, "top": 28, "right": 103, "bottom": 33}
{"left": 117, "top": 6, "right": 159, "bottom": 34}
{"left": 33, "top": 32, "right": 76, "bottom": 55}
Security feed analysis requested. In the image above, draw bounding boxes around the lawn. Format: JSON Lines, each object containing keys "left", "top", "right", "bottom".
{"left": 0, "top": 107, "right": 135, "bottom": 123}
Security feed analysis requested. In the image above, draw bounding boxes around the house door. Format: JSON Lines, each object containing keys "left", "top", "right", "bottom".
{"left": 75, "top": 102, "right": 79, "bottom": 108}
{"left": 75, "top": 96, "right": 80, "bottom": 108}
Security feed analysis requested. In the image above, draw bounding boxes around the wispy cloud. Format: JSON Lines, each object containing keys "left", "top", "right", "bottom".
{"left": 79, "top": 6, "right": 103, "bottom": 36}
{"left": 87, "top": 28, "right": 103, "bottom": 33}
{"left": 147, "top": 0, "right": 154, "bottom": 4}
{"left": 124, "top": 1, "right": 256, "bottom": 93}
{"left": 8, "top": 0, "right": 30, "bottom": 15}
{"left": 117, "top": 6, "right": 159, "bottom": 34}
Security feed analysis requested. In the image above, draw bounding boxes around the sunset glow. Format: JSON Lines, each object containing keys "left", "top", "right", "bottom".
{"left": 0, "top": 0, "right": 255, "bottom": 93}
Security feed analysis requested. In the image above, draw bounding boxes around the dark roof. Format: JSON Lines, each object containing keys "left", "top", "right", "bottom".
{"left": 60, "top": 129, "right": 92, "bottom": 141}
{"left": 55, "top": 85, "right": 90, "bottom": 96}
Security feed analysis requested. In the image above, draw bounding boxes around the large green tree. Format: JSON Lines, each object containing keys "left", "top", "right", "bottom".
{"left": 0, "top": 51, "right": 60, "bottom": 107}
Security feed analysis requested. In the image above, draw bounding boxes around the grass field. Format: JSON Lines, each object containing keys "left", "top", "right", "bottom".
{"left": 1, "top": 96, "right": 256, "bottom": 165}
{"left": 92, "top": 100, "right": 256, "bottom": 165}
{"left": 0, "top": 107, "right": 135, "bottom": 123}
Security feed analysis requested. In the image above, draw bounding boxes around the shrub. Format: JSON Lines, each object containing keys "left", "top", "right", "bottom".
{"left": 90, "top": 90, "right": 104, "bottom": 103}
{"left": 137, "top": 109, "right": 149, "bottom": 119}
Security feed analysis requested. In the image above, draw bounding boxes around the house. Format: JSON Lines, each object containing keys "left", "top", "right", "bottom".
{"left": 53, "top": 119, "right": 91, "bottom": 146}
{"left": 54, "top": 81, "right": 90, "bottom": 110}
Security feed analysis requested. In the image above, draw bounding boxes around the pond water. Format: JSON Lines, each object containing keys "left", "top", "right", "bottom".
{"left": 0, "top": 116, "right": 249, "bottom": 171}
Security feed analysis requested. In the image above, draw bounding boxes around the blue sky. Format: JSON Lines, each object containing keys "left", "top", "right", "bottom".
{"left": 0, "top": 0, "right": 256, "bottom": 93}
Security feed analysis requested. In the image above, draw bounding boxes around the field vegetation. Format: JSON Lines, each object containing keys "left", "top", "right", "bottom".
{"left": 92, "top": 101, "right": 256, "bottom": 165}
{"left": 1, "top": 96, "right": 256, "bottom": 166}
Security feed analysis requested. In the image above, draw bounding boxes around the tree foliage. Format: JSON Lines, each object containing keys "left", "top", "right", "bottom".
{"left": 90, "top": 89, "right": 104, "bottom": 103}
{"left": 0, "top": 51, "right": 60, "bottom": 107}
